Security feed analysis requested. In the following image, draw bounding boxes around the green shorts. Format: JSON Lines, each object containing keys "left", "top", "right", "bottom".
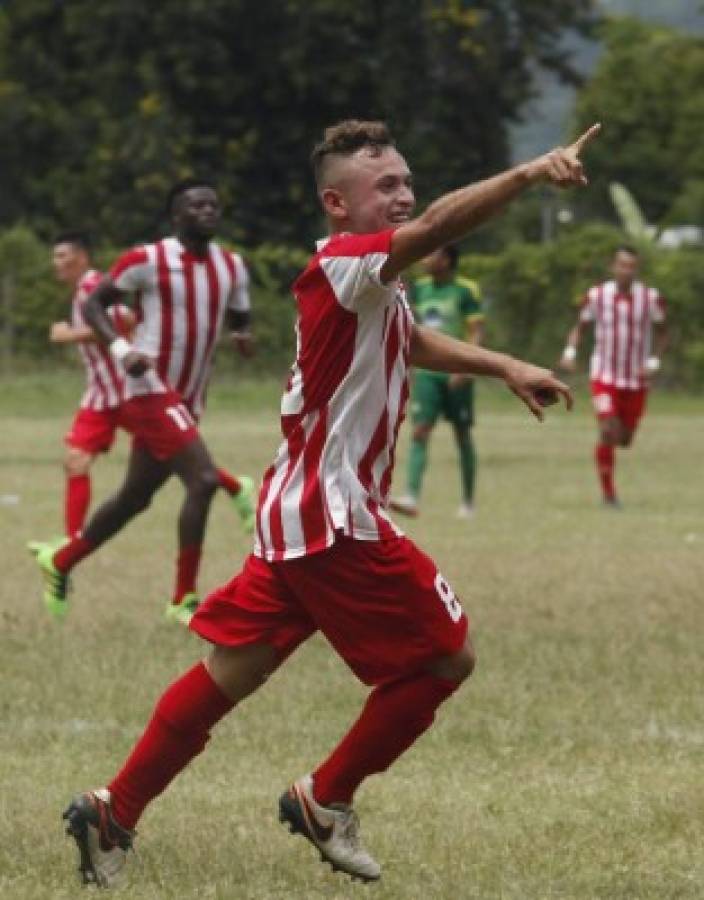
{"left": 411, "top": 371, "right": 475, "bottom": 427}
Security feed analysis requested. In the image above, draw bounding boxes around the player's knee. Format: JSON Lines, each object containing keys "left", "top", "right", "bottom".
{"left": 428, "top": 641, "right": 476, "bottom": 684}
{"left": 190, "top": 466, "right": 220, "bottom": 499}
{"left": 64, "top": 449, "right": 92, "bottom": 477}
{"left": 620, "top": 431, "right": 634, "bottom": 447}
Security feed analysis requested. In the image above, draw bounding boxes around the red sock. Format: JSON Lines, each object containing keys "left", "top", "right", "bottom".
{"left": 312, "top": 672, "right": 459, "bottom": 807}
{"left": 109, "top": 662, "right": 233, "bottom": 830}
{"left": 53, "top": 535, "right": 94, "bottom": 573}
{"left": 65, "top": 475, "right": 91, "bottom": 538}
{"left": 216, "top": 467, "right": 242, "bottom": 496}
{"left": 173, "top": 544, "right": 202, "bottom": 604}
{"left": 595, "top": 443, "right": 616, "bottom": 501}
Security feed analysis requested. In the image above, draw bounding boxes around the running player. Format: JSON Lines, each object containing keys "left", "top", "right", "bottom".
{"left": 560, "top": 245, "right": 667, "bottom": 507}
{"left": 62, "top": 120, "right": 597, "bottom": 887}
{"left": 44, "top": 232, "right": 133, "bottom": 538}
{"left": 391, "top": 244, "right": 484, "bottom": 519}
{"left": 31, "top": 180, "right": 256, "bottom": 624}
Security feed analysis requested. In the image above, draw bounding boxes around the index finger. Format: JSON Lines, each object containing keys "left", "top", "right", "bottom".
{"left": 570, "top": 123, "right": 601, "bottom": 155}
{"left": 552, "top": 379, "right": 574, "bottom": 411}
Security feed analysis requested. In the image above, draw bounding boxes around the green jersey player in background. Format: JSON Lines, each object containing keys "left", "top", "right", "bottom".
{"left": 391, "top": 244, "right": 484, "bottom": 519}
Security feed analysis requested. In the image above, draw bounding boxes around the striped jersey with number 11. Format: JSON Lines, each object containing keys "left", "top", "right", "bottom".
{"left": 110, "top": 237, "right": 250, "bottom": 417}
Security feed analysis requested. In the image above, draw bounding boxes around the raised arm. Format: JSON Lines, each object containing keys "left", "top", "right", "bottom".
{"left": 410, "top": 324, "right": 572, "bottom": 421}
{"left": 381, "top": 125, "right": 601, "bottom": 283}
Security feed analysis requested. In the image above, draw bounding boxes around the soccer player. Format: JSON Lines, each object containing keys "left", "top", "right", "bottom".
{"left": 31, "top": 180, "right": 256, "bottom": 624}
{"left": 560, "top": 245, "right": 667, "bottom": 507}
{"left": 62, "top": 120, "right": 597, "bottom": 887}
{"left": 44, "top": 232, "right": 133, "bottom": 538}
{"left": 391, "top": 244, "right": 484, "bottom": 519}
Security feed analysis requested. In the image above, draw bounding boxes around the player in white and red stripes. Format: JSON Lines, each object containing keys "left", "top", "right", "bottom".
{"left": 560, "top": 246, "right": 668, "bottom": 506}
{"left": 32, "top": 181, "right": 256, "bottom": 623}
{"left": 63, "top": 120, "right": 599, "bottom": 887}
{"left": 37, "top": 232, "right": 133, "bottom": 538}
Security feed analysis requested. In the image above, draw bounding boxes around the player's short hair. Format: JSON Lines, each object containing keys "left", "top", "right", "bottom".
{"left": 615, "top": 244, "right": 639, "bottom": 258}
{"left": 166, "top": 178, "right": 218, "bottom": 216}
{"left": 442, "top": 244, "right": 460, "bottom": 269}
{"left": 53, "top": 230, "right": 92, "bottom": 253}
{"left": 311, "top": 120, "right": 395, "bottom": 187}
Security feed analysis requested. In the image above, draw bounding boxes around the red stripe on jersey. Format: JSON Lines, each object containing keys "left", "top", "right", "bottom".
{"left": 365, "top": 498, "right": 396, "bottom": 541}
{"left": 625, "top": 291, "right": 635, "bottom": 384}
{"left": 111, "top": 247, "right": 148, "bottom": 280}
{"left": 176, "top": 256, "right": 197, "bottom": 395}
{"left": 156, "top": 242, "right": 173, "bottom": 379}
{"left": 267, "top": 416, "right": 308, "bottom": 558}
{"left": 596, "top": 284, "right": 605, "bottom": 382}
{"left": 300, "top": 406, "right": 329, "bottom": 553}
{"left": 292, "top": 267, "right": 357, "bottom": 413}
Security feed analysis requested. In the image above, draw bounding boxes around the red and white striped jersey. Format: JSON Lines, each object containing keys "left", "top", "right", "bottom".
{"left": 110, "top": 237, "right": 250, "bottom": 416}
{"left": 73, "top": 269, "right": 129, "bottom": 411}
{"left": 255, "top": 230, "right": 413, "bottom": 562}
{"left": 579, "top": 280, "right": 666, "bottom": 389}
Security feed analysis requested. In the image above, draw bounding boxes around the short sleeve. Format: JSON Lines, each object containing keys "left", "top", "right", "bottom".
{"left": 110, "top": 247, "right": 151, "bottom": 293}
{"left": 318, "top": 230, "right": 395, "bottom": 311}
{"left": 227, "top": 253, "right": 251, "bottom": 312}
{"left": 578, "top": 288, "right": 597, "bottom": 323}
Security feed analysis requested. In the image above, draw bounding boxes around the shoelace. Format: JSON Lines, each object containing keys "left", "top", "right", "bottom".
{"left": 339, "top": 810, "right": 361, "bottom": 850}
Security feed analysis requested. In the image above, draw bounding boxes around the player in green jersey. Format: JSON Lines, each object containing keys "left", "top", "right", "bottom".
{"left": 391, "top": 244, "right": 484, "bottom": 519}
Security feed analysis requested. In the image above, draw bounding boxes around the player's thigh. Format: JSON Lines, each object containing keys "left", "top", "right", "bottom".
{"left": 411, "top": 372, "right": 442, "bottom": 429}
{"left": 120, "top": 444, "right": 172, "bottom": 498}
{"left": 192, "top": 554, "right": 316, "bottom": 680}
{"left": 286, "top": 537, "right": 469, "bottom": 685}
{"left": 616, "top": 388, "right": 647, "bottom": 443}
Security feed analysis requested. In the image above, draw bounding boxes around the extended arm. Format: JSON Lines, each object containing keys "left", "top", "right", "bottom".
{"left": 410, "top": 324, "right": 572, "bottom": 421}
{"left": 381, "top": 124, "right": 600, "bottom": 283}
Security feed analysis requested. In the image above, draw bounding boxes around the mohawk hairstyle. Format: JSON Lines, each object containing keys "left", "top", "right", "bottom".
{"left": 311, "top": 120, "right": 395, "bottom": 186}
{"left": 166, "top": 177, "right": 217, "bottom": 216}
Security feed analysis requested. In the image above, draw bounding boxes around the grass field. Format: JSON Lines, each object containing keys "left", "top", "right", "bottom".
{"left": 1, "top": 373, "right": 703, "bottom": 899}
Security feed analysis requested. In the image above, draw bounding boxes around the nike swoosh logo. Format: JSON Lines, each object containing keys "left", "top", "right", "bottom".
{"left": 299, "top": 790, "right": 334, "bottom": 844}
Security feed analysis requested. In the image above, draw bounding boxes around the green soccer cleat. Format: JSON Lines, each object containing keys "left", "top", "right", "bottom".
{"left": 231, "top": 475, "right": 256, "bottom": 534}
{"left": 30, "top": 541, "right": 71, "bottom": 619}
{"left": 164, "top": 592, "right": 200, "bottom": 626}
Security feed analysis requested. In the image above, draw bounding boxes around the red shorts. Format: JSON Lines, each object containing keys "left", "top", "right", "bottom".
{"left": 118, "top": 392, "right": 199, "bottom": 461}
{"left": 65, "top": 407, "right": 120, "bottom": 455}
{"left": 591, "top": 380, "right": 647, "bottom": 432}
{"left": 191, "top": 536, "right": 469, "bottom": 686}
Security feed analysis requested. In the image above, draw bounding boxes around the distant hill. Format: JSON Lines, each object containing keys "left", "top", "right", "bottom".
{"left": 510, "top": 0, "right": 704, "bottom": 161}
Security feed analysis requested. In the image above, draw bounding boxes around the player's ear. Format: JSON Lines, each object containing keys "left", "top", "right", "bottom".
{"left": 320, "top": 187, "right": 347, "bottom": 223}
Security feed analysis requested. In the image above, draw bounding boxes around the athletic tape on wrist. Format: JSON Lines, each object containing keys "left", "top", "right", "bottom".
{"left": 109, "top": 337, "right": 132, "bottom": 362}
{"left": 645, "top": 356, "right": 660, "bottom": 374}
{"left": 562, "top": 346, "right": 577, "bottom": 362}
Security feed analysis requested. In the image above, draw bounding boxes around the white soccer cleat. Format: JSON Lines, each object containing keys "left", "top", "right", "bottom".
{"left": 278, "top": 774, "right": 381, "bottom": 882}
{"left": 63, "top": 788, "right": 133, "bottom": 888}
{"left": 456, "top": 502, "right": 475, "bottom": 520}
{"left": 388, "top": 494, "right": 419, "bottom": 518}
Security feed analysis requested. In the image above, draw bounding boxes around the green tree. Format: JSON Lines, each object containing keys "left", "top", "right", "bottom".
{"left": 573, "top": 17, "right": 704, "bottom": 226}
{"left": 0, "top": 0, "right": 596, "bottom": 248}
